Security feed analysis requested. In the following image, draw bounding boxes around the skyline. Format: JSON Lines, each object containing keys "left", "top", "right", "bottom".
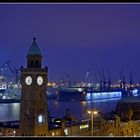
{"left": 0, "top": 3, "right": 140, "bottom": 83}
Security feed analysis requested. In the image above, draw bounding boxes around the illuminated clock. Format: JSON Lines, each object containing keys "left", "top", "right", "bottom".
{"left": 25, "top": 76, "right": 32, "bottom": 85}
{"left": 37, "top": 76, "right": 43, "bottom": 85}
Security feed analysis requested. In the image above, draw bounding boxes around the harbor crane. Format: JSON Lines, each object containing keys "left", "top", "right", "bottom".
{"left": 85, "top": 71, "right": 89, "bottom": 83}
{"left": 120, "top": 69, "right": 126, "bottom": 90}
{"left": 0, "top": 61, "right": 20, "bottom": 83}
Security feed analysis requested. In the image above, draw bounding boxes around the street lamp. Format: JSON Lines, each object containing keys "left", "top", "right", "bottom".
{"left": 87, "top": 109, "right": 98, "bottom": 136}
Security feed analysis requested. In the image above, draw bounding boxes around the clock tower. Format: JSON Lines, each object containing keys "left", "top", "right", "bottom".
{"left": 19, "top": 38, "right": 48, "bottom": 136}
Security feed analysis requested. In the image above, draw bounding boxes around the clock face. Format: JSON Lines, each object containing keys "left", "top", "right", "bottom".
{"left": 37, "top": 76, "right": 43, "bottom": 85}
{"left": 25, "top": 76, "right": 32, "bottom": 85}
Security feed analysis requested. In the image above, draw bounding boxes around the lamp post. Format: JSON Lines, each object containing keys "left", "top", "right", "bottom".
{"left": 87, "top": 110, "right": 98, "bottom": 136}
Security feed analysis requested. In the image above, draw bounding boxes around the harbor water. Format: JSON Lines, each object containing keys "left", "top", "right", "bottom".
{"left": 0, "top": 97, "right": 121, "bottom": 122}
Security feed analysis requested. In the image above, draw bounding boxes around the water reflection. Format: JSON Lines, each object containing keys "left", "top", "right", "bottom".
{"left": 0, "top": 98, "right": 120, "bottom": 121}
{"left": 0, "top": 103, "right": 20, "bottom": 121}
{"left": 48, "top": 98, "right": 120, "bottom": 120}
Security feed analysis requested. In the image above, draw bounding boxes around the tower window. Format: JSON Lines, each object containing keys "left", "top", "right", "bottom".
{"left": 38, "top": 115, "right": 43, "bottom": 123}
{"left": 38, "top": 114, "right": 45, "bottom": 124}
{"left": 35, "top": 61, "right": 39, "bottom": 67}
{"left": 30, "top": 61, "right": 34, "bottom": 67}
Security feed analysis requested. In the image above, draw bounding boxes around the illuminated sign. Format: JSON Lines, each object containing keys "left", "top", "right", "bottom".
{"left": 86, "top": 91, "right": 122, "bottom": 100}
{"left": 64, "top": 128, "right": 68, "bottom": 135}
{"left": 80, "top": 124, "right": 89, "bottom": 129}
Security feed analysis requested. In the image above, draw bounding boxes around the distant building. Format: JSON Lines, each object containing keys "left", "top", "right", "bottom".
{"left": 116, "top": 95, "right": 140, "bottom": 121}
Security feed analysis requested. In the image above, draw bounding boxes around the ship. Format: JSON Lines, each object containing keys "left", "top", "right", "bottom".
{"left": 0, "top": 61, "right": 140, "bottom": 103}
{"left": 56, "top": 85, "right": 140, "bottom": 102}
{"left": 56, "top": 70, "right": 140, "bottom": 101}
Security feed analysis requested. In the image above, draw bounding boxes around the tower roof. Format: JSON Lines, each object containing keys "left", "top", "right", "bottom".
{"left": 27, "top": 38, "right": 42, "bottom": 57}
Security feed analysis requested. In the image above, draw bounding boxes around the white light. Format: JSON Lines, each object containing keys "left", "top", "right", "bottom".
{"left": 64, "top": 128, "right": 68, "bottom": 135}
{"left": 132, "top": 89, "right": 138, "bottom": 97}
{"left": 2, "top": 84, "right": 6, "bottom": 89}
{"left": 87, "top": 93, "right": 91, "bottom": 97}
{"left": 78, "top": 88, "right": 83, "bottom": 92}
{"left": 38, "top": 115, "right": 43, "bottom": 123}
{"left": 2, "top": 96, "right": 6, "bottom": 99}
{"left": 86, "top": 93, "right": 91, "bottom": 100}
{"left": 55, "top": 120, "right": 61, "bottom": 123}
{"left": 88, "top": 83, "right": 91, "bottom": 87}
{"left": 52, "top": 132, "right": 55, "bottom": 136}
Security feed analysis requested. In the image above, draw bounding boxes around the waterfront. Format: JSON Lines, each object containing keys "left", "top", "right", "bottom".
{"left": 0, "top": 98, "right": 121, "bottom": 122}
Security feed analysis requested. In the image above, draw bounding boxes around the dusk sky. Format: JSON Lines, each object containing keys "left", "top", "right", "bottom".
{"left": 1, "top": 3, "right": 140, "bottom": 83}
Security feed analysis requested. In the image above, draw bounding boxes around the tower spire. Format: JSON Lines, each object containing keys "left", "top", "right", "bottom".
{"left": 26, "top": 38, "right": 42, "bottom": 68}
{"left": 33, "top": 37, "right": 36, "bottom": 42}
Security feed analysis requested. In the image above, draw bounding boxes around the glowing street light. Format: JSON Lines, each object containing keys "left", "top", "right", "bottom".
{"left": 87, "top": 109, "right": 98, "bottom": 136}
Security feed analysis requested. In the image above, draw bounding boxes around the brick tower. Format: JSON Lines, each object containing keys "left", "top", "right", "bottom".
{"left": 19, "top": 38, "right": 48, "bottom": 136}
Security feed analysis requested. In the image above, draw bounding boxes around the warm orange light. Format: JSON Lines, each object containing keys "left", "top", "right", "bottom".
{"left": 87, "top": 111, "right": 91, "bottom": 114}
{"left": 47, "top": 83, "right": 51, "bottom": 86}
{"left": 87, "top": 110, "right": 98, "bottom": 115}
{"left": 93, "top": 111, "right": 98, "bottom": 115}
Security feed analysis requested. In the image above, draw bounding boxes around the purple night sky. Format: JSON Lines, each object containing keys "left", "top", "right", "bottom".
{"left": 0, "top": 3, "right": 140, "bottom": 83}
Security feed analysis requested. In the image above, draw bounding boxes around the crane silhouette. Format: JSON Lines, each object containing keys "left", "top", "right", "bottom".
{"left": 0, "top": 61, "right": 20, "bottom": 83}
